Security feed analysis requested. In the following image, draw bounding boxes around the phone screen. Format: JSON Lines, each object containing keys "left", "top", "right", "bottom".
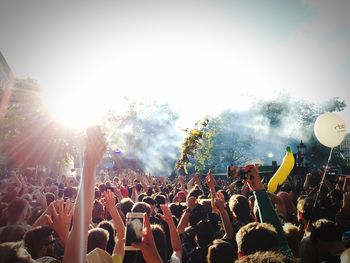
{"left": 125, "top": 214, "right": 144, "bottom": 248}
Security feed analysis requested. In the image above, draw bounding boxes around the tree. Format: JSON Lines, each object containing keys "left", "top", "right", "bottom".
{"left": 0, "top": 78, "right": 78, "bottom": 172}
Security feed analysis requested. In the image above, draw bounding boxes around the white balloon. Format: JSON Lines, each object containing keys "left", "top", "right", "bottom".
{"left": 314, "top": 112, "right": 347, "bottom": 148}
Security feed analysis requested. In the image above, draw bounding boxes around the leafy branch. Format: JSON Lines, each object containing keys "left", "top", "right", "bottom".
{"left": 176, "top": 119, "right": 209, "bottom": 174}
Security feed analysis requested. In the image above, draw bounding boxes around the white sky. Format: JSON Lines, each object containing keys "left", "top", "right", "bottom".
{"left": 0, "top": 0, "right": 349, "bottom": 130}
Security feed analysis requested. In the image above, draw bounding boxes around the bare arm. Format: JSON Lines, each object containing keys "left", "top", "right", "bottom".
{"left": 214, "top": 193, "right": 234, "bottom": 240}
{"left": 161, "top": 205, "right": 182, "bottom": 258}
{"left": 177, "top": 196, "right": 197, "bottom": 235}
{"left": 63, "top": 126, "right": 106, "bottom": 263}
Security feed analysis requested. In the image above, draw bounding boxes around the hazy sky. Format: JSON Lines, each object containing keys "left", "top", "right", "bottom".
{"left": 0, "top": 0, "right": 349, "bottom": 129}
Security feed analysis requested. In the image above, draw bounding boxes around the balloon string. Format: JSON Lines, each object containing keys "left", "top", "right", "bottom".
{"left": 306, "top": 147, "right": 334, "bottom": 231}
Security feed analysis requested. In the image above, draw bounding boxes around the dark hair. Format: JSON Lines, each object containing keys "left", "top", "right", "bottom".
{"left": 7, "top": 198, "right": 29, "bottom": 224}
{"left": 64, "top": 187, "right": 74, "bottom": 199}
{"left": 169, "top": 203, "right": 184, "bottom": 220}
{"left": 189, "top": 204, "right": 206, "bottom": 227}
{"left": 23, "top": 226, "right": 53, "bottom": 259}
{"left": 151, "top": 224, "right": 168, "bottom": 262}
{"left": 310, "top": 219, "right": 342, "bottom": 244}
{"left": 135, "top": 183, "right": 143, "bottom": 192}
{"left": 92, "top": 201, "right": 104, "bottom": 219}
{"left": 143, "top": 196, "right": 157, "bottom": 206}
{"left": 154, "top": 194, "right": 166, "bottom": 208}
{"left": 196, "top": 220, "right": 215, "bottom": 247}
{"left": 217, "top": 189, "right": 230, "bottom": 202}
{"left": 97, "top": 221, "right": 116, "bottom": 255}
{"left": 138, "top": 193, "right": 147, "bottom": 202}
{"left": 207, "top": 239, "right": 237, "bottom": 263}
{"left": 120, "top": 198, "right": 134, "bottom": 217}
{"left": 132, "top": 202, "right": 151, "bottom": 217}
{"left": 0, "top": 225, "right": 26, "bottom": 243}
{"left": 45, "top": 192, "right": 55, "bottom": 206}
{"left": 99, "top": 184, "right": 107, "bottom": 193}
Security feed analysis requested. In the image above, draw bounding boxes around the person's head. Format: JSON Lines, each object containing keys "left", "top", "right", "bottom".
{"left": 143, "top": 197, "right": 157, "bottom": 216}
{"left": 310, "top": 219, "right": 345, "bottom": 257}
{"left": 283, "top": 223, "right": 300, "bottom": 257}
{"left": 23, "top": 226, "right": 55, "bottom": 259}
{"left": 189, "top": 204, "right": 206, "bottom": 227}
{"left": 7, "top": 198, "right": 30, "bottom": 225}
{"left": 120, "top": 198, "right": 134, "bottom": 217}
{"left": 135, "top": 183, "right": 143, "bottom": 193}
{"left": 132, "top": 202, "right": 151, "bottom": 217}
{"left": 92, "top": 201, "right": 104, "bottom": 220}
{"left": 45, "top": 192, "right": 55, "bottom": 206}
{"left": 217, "top": 190, "right": 230, "bottom": 202}
{"left": 98, "top": 184, "right": 107, "bottom": 193}
{"left": 277, "top": 191, "right": 295, "bottom": 216}
{"left": 235, "top": 250, "right": 298, "bottom": 263}
{"left": 97, "top": 220, "right": 116, "bottom": 255}
{"left": 169, "top": 203, "right": 185, "bottom": 221}
{"left": 236, "top": 222, "right": 278, "bottom": 257}
{"left": 0, "top": 225, "right": 26, "bottom": 243}
{"left": 0, "top": 242, "right": 35, "bottom": 263}
{"left": 229, "top": 194, "right": 252, "bottom": 223}
{"left": 187, "top": 186, "right": 203, "bottom": 199}
{"left": 196, "top": 220, "right": 215, "bottom": 248}
{"left": 174, "top": 191, "right": 187, "bottom": 203}
{"left": 151, "top": 224, "right": 168, "bottom": 263}
{"left": 154, "top": 194, "right": 166, "bottom": 209}
{"left": 63, "top": 187, "right": 75, "bottom": 200}
{"left": 296, "top": 197, "right": 321, "bottom": 230}
{"left": 87, "top": 227, "right": 110, "bottom": 253}
{"left": 207, "top": 239, "right": 237, "bottom": 263}
{"left": 138, "top": 193, "right": 147, "bottom": 202}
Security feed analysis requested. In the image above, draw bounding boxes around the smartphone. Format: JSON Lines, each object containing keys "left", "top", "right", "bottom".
{"left": 125, "top": 213, "right": 144, "bottom": 250}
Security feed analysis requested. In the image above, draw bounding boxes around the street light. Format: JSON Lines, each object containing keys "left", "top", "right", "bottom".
{"left": 297, "top": 140, "right": 306, "bottom": 167}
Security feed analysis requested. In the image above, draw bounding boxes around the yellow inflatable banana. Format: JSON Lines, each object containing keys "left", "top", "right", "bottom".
{"left": 267, "top": 147, "right": 295, "bottom": 193}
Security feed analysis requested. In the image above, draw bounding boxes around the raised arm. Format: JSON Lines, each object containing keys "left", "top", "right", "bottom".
{"left": 161, "top": 204, "right": 183, "bottom": 260}
{"left": 245, "top": 164, "right": 293, "bottom": 258}
{"left": 214, "top": 192, "right": 234, "bottom": 240}
{"left": 63, "top": 126, "right": 106, "bottom": 263}
{"left": 177, "top": 196, "right": 197, "bottom": 235}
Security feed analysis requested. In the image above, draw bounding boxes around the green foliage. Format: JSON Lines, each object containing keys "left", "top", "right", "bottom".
{"left": 176, "top": 119, "right": 209, "bottom": 174}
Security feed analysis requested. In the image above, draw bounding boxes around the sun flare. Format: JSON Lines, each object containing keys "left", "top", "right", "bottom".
{"left": 42, "top": 87, "right": 109, "bottom": 131}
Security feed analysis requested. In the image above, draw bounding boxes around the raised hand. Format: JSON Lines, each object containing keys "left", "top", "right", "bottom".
{"left": 214, "top": 191, "right": 226, "bottom": 212}
{"left": 206, "top": 170, "right": 215, "bottom": 190}
{"left": 85, "top": 126, "right": 106, "bottom": 168}
{"left": 46, "top": 199, "right": 73, "bottom": 246}
{"left": 187, "top": 196, "right": 198, "bottom": 211}
{"left": 101, "top": 189, "right": 116, "bottom": 211}
{"left": 244, "top": 164, "right": 263, "bottom": 192}
{"left": 132, "top": 214, "right": 162, "bottom": 263}
{"left": 160, "top": 204, "right": 173, "bottom": 223}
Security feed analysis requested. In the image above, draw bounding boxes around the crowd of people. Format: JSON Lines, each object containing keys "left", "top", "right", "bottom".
{"left": 1, "top": 126, "right": 350, "bottom": 262}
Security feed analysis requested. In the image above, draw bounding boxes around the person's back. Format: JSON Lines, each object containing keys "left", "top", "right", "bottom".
{"left": 300, "top": 219, "right": 345, "bottom": 263}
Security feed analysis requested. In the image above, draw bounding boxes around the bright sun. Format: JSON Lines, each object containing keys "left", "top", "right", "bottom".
{"left": 42, "top": 87, "right": 109, "bottom": 131}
